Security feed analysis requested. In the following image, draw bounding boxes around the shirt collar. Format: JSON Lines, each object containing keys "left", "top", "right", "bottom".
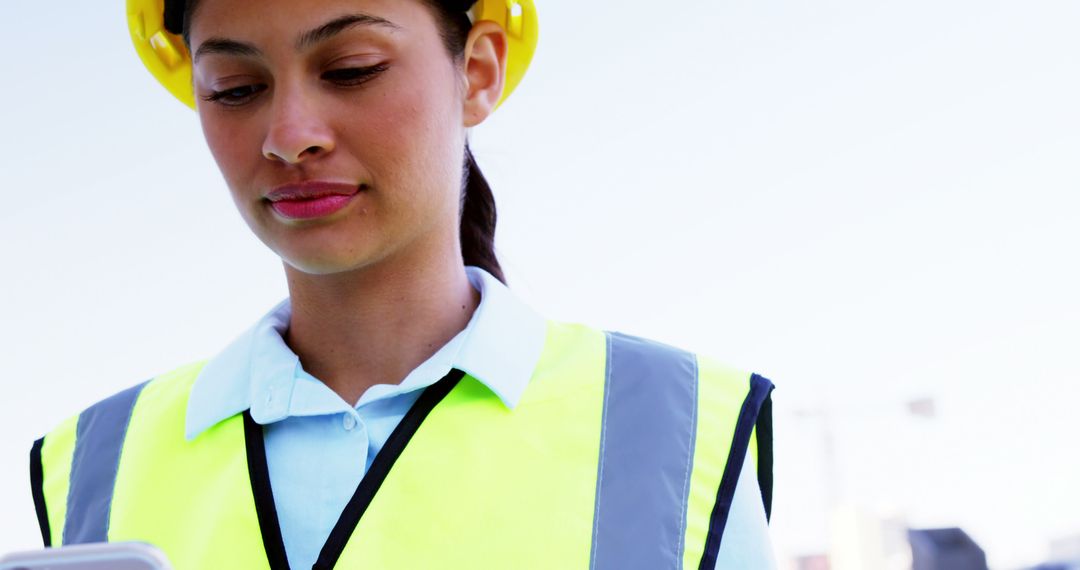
{"left": 185, "top": 266, "right": 547, "bottom": 440}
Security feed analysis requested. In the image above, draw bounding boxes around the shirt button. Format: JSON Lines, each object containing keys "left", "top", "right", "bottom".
{"left": 343, "top": 414, "right": 357, "bottom": 431}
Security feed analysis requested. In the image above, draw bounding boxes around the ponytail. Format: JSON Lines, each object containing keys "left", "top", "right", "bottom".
{"left": 460, "top": 145, "right": 505, "bottom": 284}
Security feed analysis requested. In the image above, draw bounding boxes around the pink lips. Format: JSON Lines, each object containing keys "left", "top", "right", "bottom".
{"left": 265, "top": 181, "right": 361, "bottom": 220}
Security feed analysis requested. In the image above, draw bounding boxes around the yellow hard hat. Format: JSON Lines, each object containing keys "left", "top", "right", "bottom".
{"left": 125, "top": 0, "right": 539, "bottom": 110}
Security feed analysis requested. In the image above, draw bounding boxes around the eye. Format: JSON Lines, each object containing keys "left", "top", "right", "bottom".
{"left": 201, "top": 84, "right": 268, "bottom": 107}
{"left": 322, "top": 64, "right": 389, "bottom": 87}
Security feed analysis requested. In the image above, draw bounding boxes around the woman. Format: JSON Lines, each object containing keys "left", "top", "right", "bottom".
{"left": 29, "top": 0, "right": 776, "bottom": 568}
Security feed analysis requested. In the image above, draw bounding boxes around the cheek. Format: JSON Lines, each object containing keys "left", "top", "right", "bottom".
{"left": 350, "top": 64, "right": 463, "bottom": 202}
{"left": 198, "top": 111, "right": 262, "bottom": 193}
{"left": 362, "top": 75, "right": 452, "bottom": 159}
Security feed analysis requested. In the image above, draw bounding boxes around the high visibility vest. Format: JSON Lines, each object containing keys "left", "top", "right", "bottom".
{"left": 30, "top": 322, "right": 774, "bottom": 570}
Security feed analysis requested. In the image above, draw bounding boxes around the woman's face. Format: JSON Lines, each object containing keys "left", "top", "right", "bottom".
{"left": 188, "top": 0, "right": 471, "bottom": 275}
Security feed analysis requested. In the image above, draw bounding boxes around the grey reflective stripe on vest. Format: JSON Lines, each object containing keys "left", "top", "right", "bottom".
{"left": 590, "top": 332, "right": 699, "bottom": 570}
{"left": 63, "top": 381, "right": 148, "bottom": 544}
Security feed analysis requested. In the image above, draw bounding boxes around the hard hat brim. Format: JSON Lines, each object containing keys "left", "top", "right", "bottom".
{"left": 126, "top": 0, "right": 538, "bottom": 110}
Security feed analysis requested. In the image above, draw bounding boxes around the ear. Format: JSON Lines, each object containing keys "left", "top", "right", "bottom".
{"left": 462, "top": 20, "right": 508, "bottom": 128}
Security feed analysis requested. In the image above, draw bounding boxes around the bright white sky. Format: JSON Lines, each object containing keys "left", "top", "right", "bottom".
{"left": 2, "top": 1, "right": 1078, "bottom": 568}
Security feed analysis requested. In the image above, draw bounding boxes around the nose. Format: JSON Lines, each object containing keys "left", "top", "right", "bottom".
{"left": 261, "top": 85, "right": 335, "bottom": 164}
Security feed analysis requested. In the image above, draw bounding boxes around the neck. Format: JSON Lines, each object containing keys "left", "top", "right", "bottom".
{"left": 281, "top": 246, "right": 480, "bottom": 406}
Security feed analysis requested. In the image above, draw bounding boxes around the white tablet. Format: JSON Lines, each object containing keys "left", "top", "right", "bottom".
{"left": 0, "top": 543, "right": 172, "bottom": 570}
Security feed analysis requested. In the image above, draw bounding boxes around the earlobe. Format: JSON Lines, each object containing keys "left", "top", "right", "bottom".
{"left": 462, "top": 21, "right": 508, "bottom": 127}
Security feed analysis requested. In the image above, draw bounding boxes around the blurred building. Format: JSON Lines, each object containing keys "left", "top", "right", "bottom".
{"left": 1027, "top": 564, "right": 1080, "bottom": 570}
{"left": 793, "top": 554, "right": 830, "bottom": 570}
{"left": 1051, "top": 535, "right": 1080, "bottom": 561}
{"left": 1024, "top": 534, "right": 1080, "bottom": 570}
{"left": 788, "top": 504, "right": 997, "bottom": 570}
{"left": 827, "top": 505, "right": 911, "bottom": 570}
{"left": 907, "top": 528, "right": 987, "bottom": 570}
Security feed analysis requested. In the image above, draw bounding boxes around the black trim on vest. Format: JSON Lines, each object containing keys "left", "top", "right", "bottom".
{"left": 30, "top": 438, "right": 51, "bottom": 547}
{"left": 756, "top": 391, "right": 774, "bottom": 522}
{"left": 313, "top": 369, "right": 464, "bottom": 570}
{"left": 697, "top": 373, "right": 775, "bottom": 570}
{"left": 243, "top": 411, "right": 291, "bottom": 570}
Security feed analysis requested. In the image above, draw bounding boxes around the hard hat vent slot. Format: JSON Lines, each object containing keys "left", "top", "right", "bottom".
{"left": 131, "top": 12, "right": 147, "bottom": 41}
{"left": 508, "top": 1, "right": 524, "bottom": 37}
{"left": 150, "top": 31, "right": 185, "bottom": 70}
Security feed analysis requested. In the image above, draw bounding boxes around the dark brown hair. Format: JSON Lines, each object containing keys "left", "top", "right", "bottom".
{"left": 424, "top": 2, "right": 505, "bottom": 283}
{"left": 181, "top": 0, "right": 505, "bottom": 283}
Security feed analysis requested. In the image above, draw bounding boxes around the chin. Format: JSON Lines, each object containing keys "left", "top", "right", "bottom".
{"left": 258, "top": 220, "right": 389, "bottom": 276}
{"left": 279, "top": 249, "right": 381, "bottom": 276}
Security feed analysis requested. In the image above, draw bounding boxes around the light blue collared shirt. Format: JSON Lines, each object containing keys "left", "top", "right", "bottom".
{"left": 186, "top": 266, "right": 775, "bottom": 569}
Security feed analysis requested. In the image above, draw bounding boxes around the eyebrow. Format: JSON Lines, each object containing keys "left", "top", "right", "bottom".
{"left": 297, "top": 13, "right": 400, "bottom": 50}
{"left": 193, "top": 38, "right": 259, "bottom": 64}
{"left": 193, "top": 13, "right": 401, "bottom": 64}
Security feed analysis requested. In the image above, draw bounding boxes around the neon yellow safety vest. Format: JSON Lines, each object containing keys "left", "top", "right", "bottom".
{"left": 30, "top": 321, "right": 773, "bottom": 569}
